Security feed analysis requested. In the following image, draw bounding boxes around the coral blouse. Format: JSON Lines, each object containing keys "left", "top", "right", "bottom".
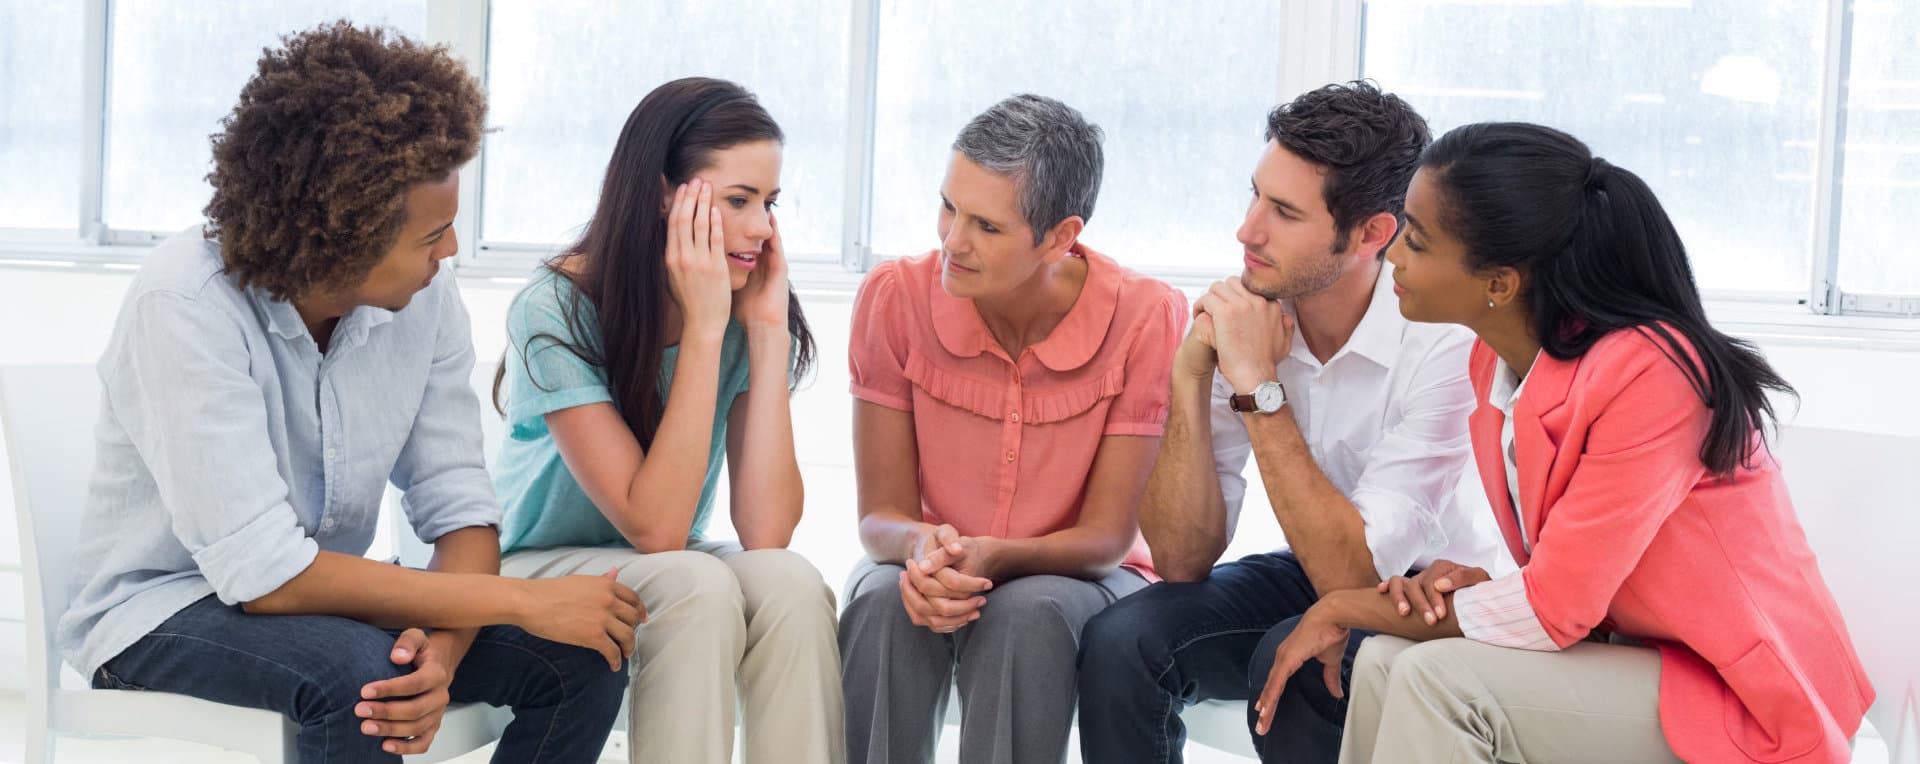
{"left": 848, "top": 244, "right": 1186, "bottom": 579}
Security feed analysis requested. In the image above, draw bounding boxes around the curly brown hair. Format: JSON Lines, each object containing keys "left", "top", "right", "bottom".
{"left": 203, "top": 20, "right": 486, "bottom": 300}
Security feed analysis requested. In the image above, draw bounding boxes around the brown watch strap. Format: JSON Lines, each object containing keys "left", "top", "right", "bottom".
{"left": 1228, "top": 393, "right": 1258, "bottom": 413}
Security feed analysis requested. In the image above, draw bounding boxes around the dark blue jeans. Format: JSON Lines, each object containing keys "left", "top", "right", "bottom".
{"left": 94, "top": 595, "right": 627, "bottom": 764}
{"left": 1077, "top": 552, "right": 1370, "bottom": 764}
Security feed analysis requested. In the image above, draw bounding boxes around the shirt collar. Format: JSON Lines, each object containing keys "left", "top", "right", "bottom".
{"left": 251, "top": 286, "right": 395, "bottom": 352}
{"left": 1290, "top": 265, "right": 1405, "bottom": 370}
{"left": 929, "top": 242, "right": 1122, "bottom": 372}
{"left": 255, "top": 288, "right": 310, "bottom": 342}
{"left": 332, "top": 305, "right": 396, "bottom": 353}
{"left": 1488, "top": 350, "right": 1542, "bottom": 415}
{"left": 1343, "top": 265, "right": 1408, "bottom": 367}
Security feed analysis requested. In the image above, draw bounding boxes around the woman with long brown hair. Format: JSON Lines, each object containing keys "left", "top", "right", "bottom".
{"left": 490, "top": 77, "right": 839, "bottom": 764}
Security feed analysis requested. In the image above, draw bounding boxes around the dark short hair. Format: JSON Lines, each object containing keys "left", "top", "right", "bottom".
{"left": 1265, "top": 80, "right": 1430, "bottom": 255}
{"left": 203, "top": 20, "right": 486, "bottom": 300}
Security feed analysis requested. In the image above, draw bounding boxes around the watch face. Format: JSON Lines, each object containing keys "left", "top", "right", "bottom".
{"left": 1254, "top": 383, "right": 1286, "bottom": 412}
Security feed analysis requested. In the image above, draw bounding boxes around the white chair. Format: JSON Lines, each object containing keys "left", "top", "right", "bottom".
{"left": 1184, "top": 699, "right": 1256, "bottom": 757}
{"left": 1778, "top": 427, "right": 1919, "bottom": 764}
{"left": 3, "top": 363, "right": 510, "bottom": 763}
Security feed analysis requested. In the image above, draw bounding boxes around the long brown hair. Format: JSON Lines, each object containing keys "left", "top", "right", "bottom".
{"left": 493, "top": 77, "right": 816, "bottom": 448}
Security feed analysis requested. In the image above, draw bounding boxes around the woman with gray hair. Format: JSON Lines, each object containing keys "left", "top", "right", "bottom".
{"left": 838, "top": 94, "right": 1187, "bottom": 764}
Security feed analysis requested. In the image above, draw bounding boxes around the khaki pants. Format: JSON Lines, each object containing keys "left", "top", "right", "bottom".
{"left": 1338, "top": 636, "right": 1683, "bottom": 764}
{"left": 503, "top": 540, "right": 844, "bottom": 764}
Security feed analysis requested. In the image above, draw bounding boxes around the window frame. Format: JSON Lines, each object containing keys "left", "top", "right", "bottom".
{"left": 0, "top": 0, "right": 1910, "bottom": 329}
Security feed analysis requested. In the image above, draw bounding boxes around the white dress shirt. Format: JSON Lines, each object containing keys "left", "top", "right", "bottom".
{"left": 1210, "top": 266, "right": 1498, "bottom": 582}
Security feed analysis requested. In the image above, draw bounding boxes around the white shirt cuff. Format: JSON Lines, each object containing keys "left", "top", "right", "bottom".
{"left": 1454, "top": 570, "right": 1560, "bottom": 651}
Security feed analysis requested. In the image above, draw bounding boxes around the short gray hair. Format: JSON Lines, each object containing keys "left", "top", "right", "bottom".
{"left": 952, "top": 94, "right": 1105, "bottom": 245}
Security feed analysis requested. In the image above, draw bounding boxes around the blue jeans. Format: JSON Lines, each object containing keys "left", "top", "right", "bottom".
{"left": 1077, "top": 552, "right": 1370, "bottom": 764}
{"left": 94, "top": 595, "right": 627, "bottom": 764}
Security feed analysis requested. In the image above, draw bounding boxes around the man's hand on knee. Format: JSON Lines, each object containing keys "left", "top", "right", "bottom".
{"left": 356, "top": 628, "right": 451, "bottom": 756}
{"left": 513, "top": 569, "right": 645, "bottom": 670}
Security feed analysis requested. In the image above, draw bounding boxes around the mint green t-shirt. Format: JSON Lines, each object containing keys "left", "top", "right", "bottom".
{"left": 495, "top": 269, "right": 754, "bottom": 555}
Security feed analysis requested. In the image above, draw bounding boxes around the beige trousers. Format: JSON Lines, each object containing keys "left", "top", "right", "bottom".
{"left": 1338, "top": 636, "right": 1683, "bottom": 764}
{"left": 502, "top": 540, "right": 844, "bottom": 764}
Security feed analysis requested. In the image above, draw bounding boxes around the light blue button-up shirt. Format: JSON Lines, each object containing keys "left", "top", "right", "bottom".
{"left": 58, "top": 228, "right": 501, "bottom": 676}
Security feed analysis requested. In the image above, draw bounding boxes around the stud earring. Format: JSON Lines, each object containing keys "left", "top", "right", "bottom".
{"left": 1487, "top": 300, "right": 1496, "bottom": 308}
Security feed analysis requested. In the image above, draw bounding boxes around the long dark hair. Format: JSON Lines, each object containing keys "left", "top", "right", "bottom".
{"left": 493, "top": 77, "right": 816, "bottom": 449}
{"left": 1423, "top": 122, "right": 1793, "bottom": 475}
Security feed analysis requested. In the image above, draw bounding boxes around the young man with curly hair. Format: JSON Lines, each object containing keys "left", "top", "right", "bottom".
{"left": 58, "top": 21, "right": 637, "bottom": 763}
{"left": 1074, "top": 82, "right": 1500, "bottom": 764}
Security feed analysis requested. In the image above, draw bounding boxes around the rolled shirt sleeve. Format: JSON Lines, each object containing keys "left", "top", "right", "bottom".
{"left": 1347, "top": 330, "right": 1477, "bottom": 581}
{"left": 108, "top": 291, "right": 318, "bottom": 604}
{"left": 389, "top": 280, "right": 502, "bottom": 544}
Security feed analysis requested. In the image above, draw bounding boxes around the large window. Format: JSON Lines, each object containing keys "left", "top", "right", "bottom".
{"left": 481, "top": 0, "right": 850, "bottom": 263}
{"left": 1835, "top": 0, "right": 1919, "bottom": 297}
{"left": 0, "top": 1, "right": 85, "bottom": 232}
{"left": 1361, "top": 0, "right": 1825, "bottom": 295}
{"left": 102, "top": 1, "right": 427, "bottom": 236}
{"left": 868, "top": 0, "right": 1282, "bottom": 275}
{"left": 0, "top": 0, "right": 1907, "bottom": 322}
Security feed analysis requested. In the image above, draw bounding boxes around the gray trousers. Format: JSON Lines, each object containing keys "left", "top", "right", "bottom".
{"left": 839, "top": 557, "right": 1148, "bottom": 764}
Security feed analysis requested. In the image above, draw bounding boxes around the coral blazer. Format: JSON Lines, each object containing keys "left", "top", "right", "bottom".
{"left": 1469, "top": 327, "right": 1872, "bottom": 763}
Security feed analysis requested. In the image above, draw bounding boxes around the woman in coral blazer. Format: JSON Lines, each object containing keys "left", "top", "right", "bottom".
{"left": 1249, "top": 122, "right": 1872, "bottom": 763}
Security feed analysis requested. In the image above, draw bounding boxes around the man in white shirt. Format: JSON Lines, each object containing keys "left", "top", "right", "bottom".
{"left": 1077, "top": 82, "right": 1499, "bottom": 764}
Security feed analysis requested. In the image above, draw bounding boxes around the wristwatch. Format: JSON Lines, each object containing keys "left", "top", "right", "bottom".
{"left": 1228, "top": 381, "right": 1287, "bottom": 414}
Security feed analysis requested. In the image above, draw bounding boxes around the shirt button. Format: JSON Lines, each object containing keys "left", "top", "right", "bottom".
{"left": 1010, "top": 411, "right": 1021, "bottom": 423}
{"left": 1005, "top": 450, "right": 1016, "bottom": 462}
{"left": 324, "top": 448, "right": 336, "bottom": 460}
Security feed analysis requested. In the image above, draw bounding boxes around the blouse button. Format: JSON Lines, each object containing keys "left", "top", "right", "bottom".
{"left": 1005, "top": 450, "right": 1016, "bottom": 462}
{"left": 1010, "top": 411, "right": 1021, "bottom": 423}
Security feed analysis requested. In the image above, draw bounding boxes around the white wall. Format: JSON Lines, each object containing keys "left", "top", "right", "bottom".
{"left": 3, "top": 265, "right": 1918, "bottom": 694}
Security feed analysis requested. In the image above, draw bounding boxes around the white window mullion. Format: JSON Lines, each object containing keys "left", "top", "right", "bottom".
{"left": 1807, "top": 0, "right": 1853, "bottom": 316}
{"left": 1279, "top": 0, "right": 1364, "bottom": 103}
{"left": 80, "top": 0, "right": 111, "bottom": 245}
{"left": 427, "top": 0, "right": 491, "bottom": 273}
{"left": 840, "top": 0, "right": 881, "bottom": 273}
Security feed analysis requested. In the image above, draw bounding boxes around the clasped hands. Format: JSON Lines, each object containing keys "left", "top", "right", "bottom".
{"left": 896, "top": 523, "right": 999, "bottom": 634}
{"left": 1182, "top": 277, "right": 1295, "bottom": 393}
{"left": 1251, "top": 560, "right": 1492, "bottom": 735}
